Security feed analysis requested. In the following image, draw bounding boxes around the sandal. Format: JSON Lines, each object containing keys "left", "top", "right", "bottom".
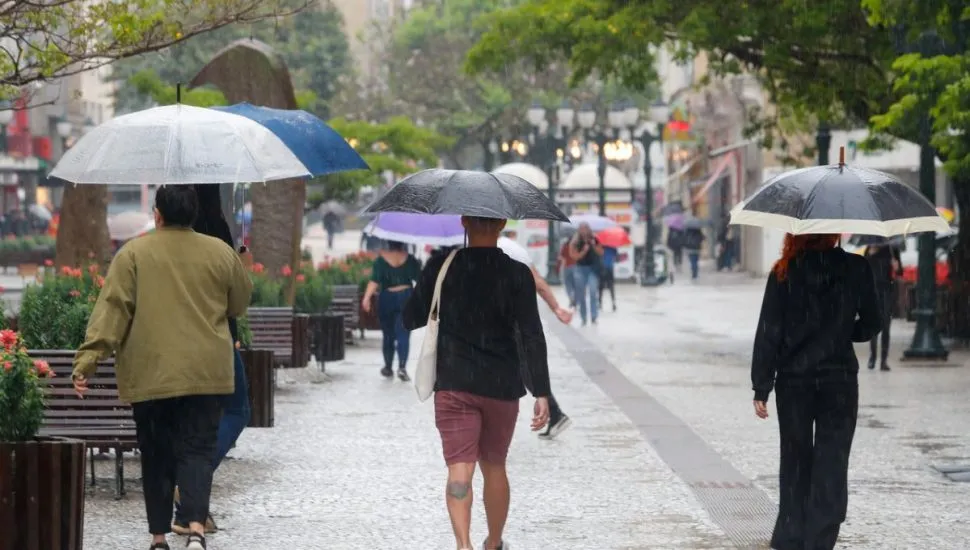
{"left": 186, "top": 532, "right": 206, "bottom": 550}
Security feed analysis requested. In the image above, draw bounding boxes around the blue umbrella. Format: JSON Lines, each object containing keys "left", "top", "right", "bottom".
{"left": 212, "top": 102, "right": 369, "bottom": 177}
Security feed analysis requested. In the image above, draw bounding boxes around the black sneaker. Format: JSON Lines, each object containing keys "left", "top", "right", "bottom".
{"left": 867, "top": 357, "right": 876, "bottom": 370}
{"left": 186, "top": 533, "right": 206, "bottom": 550}
{"left": 482, "top": 538, "right": 507, "bottom": 550}
{"left": 538, "top": 414, "right": 572, "bottom": 440}
{"left": 380, "top": 366, "right": 393, "bottom": 377}
{"left": 880, "top": 363, "right": 891, "bottom": 371}
{"left": 398, "top": 368, "right": 411, "bottom": 382}
{"left": 150, "top": 543, "right": 170, "bottom": 550}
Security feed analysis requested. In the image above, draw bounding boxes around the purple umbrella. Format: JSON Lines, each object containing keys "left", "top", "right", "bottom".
{"left": 664, "top": 212, "right": 685, "bottom": 230}
{"left": 362, "top": 213, "right": 465, "bottom": 246}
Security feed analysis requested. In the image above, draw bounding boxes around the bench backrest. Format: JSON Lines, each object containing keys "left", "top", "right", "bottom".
{"left": 329, "top": 285, "right": 360, "bottom": 325}
{"left": 248, "top": 307, "right": 295, "bottom": 347}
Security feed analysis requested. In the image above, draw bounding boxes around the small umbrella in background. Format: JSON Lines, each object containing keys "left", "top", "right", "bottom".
{"left": 664, "top": 212, "right": 685, "bottom": 230}
{"left": 568, "top": 214, "right": 618, "bottom": 232}
{"left": 49, "top": 104, "right": 312, "bottom": 185}
{"left": 937, "top": 207, "right": 955, "bottom": 224}
{"left": 363, "top": 169, "right": 568, "bottom": 221}
{"left": 596, "top": 226, "right": 632, "bottom": 248}
{"left": 212, "top": 102, "right": 369, "bottom": 177}
{"left": 731, "top": 147, "right": 949, "bottom": 236}
{"left": 363, "top": 213, "right": 465, "bottom": 246}
{"left": 108, "top": 211, "right": 155, "bottom": 241}
{"left": 319, "top": 200, "right": 348, "bottom": 216}
{"left": 28, "top": 204, "right": 52, "bottom": 222}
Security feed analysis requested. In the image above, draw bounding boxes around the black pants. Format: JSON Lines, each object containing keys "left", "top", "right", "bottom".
{"left": 772, "top": 375, "right": 858, "bottom": 550}
{"left": 869, "top": 284, "right": 893, "bottom": 364}
{"left": 133, "top": 394, "right": 223, "bottom": 535}
{"left": 598, "top": 268, "right": 615, "bottom": 307}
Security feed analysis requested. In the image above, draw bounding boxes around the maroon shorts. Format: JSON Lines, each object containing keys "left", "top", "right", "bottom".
{"left": 434, "top": 390, "right": 519, "bottom": 465}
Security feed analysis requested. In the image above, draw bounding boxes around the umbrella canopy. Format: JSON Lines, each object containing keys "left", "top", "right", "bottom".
{"left": 108, "top": 211, "right": 154, "bottom": 241}
{"left": 569, "top": 214, "right": 617, "bottom": 232}
{"left": 731, "top": 163, "right": 949, "bottom": 236}
{"left": 847, "top": 234, "right": 906, "bottom": 248}
{"left": 362, "top": 169, "right": 568, "bottom": 221}
{"left": 497, "top": 236, "right": 533, "bottom": 267}
{"left": 236, "top": 202, "right": 252, "bottom": 224}
{"left": 363, "top": 212, "right": 465, "bottom": 246}
{"left": 319, "top": 200, "right": 347, "bottom": 216}
{"left": 596, "top": 226, "right": 632, "bottom": 248}
{"left": 49, "top": 104, "right": 311, "bottom": 185}
{"left": 212, "top": 103, "right": 368, "bottom": 177}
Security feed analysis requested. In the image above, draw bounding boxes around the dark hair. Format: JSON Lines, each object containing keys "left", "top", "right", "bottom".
{"left": 155, "top": 186, "right": 199, "bottom": 228}
{"left": 386, "top": 240, "right": 407, "bottom": 252}
{"left": 192, "top": 184, "right": 234, "bottom": 248}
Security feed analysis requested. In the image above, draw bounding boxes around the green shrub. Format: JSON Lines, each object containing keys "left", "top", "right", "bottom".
{"left": 18, "top": 265, "right": 103, "bottom": 349}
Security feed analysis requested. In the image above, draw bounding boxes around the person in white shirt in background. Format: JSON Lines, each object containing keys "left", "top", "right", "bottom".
{"left": 498, "top": 237, "right": 573, "bottom": 439}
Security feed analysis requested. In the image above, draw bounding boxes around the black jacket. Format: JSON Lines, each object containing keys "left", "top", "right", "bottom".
{"left": 751, "top": 248, "right": 881, "bottom": 401}
{"left": 402, "top": 247, "right": 551, "bottom": 401}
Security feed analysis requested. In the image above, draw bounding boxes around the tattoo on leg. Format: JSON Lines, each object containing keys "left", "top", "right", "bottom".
{"left": 446, "top": 481, "right": 471, "bottom": 500}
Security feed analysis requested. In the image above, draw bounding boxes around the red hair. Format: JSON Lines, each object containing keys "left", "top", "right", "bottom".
{"left": 773, "top": 233, "right": 840, "bottom": 281}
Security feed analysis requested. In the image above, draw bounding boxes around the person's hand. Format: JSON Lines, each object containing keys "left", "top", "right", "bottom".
{"left": 239, "top": 249, "right": 254, "bottom": 269}
{"left": 554, "top": 306, "right": 573, "bottom": 324}
{"left": 753, "top": 400, "right": 769, "bottom": 419}
{"left": 73, "top": 374, "right": 88, "bottom": 399}
{"left": 532, "top": 397, "right": 550, "bottom": 431}
{"left": 361, "top": 296, "right": 372, "bottom": 313}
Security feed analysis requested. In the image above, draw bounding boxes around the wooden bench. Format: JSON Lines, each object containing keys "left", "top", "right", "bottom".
{"left": 34, "top": 350, "right": 136, "bottom": 499}
{"left": 329, "top": 285, "right": 360, "bottom": 344}
{"left": 248, "top": 307, "right": 309, "bottom": 368}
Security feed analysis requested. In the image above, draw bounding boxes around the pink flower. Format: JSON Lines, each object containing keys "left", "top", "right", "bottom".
{"left": 0, "top": 329, "right": 17, "bottom": 351}
{"left": 95, "top": 275, "right": 105, "bottom": 288}
{"left": 60, "top": 266, "right": 74, "bottom": 276}
{"left": 280, "top": 265, "right": 293, "bottom": 277}
{"left": 88, "top": 264, "right": 100, "bottom": 275}
{"left": 251, "top": 263, "right": 265, "bottom": 274}
{"left": 33, "top": 359, "right": 51, "bottom": 377}
{"left": 2, "top": 361, "right": 11, "bottom": 372}
{"left": 44, "top": 259, "right": 54, "bottom": 267}
{"left": 69, "top": 289, "right": 81, "bottom": 298}
{"left": 295, "top": 274, "right": 306, "bottom": 283}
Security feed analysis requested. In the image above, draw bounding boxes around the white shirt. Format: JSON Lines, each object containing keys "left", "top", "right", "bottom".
{"left": 497, "top": 237, "right": 533, "bottom": 267}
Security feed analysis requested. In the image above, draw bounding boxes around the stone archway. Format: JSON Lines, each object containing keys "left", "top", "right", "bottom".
{"left": 191, "top": 38, "right": 305, "bottom": 301}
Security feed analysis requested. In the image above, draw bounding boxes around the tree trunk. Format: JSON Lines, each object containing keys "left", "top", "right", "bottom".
{"left": 250, "top": 179, "right": 305, "bottom": 279}
{"left": 54, "top": 184, "right": 110, "bottom": 267}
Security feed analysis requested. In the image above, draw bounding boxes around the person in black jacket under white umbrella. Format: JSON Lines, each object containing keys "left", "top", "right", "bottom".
{"left": 751, "top": 233, "right": 881, "bottom": 550}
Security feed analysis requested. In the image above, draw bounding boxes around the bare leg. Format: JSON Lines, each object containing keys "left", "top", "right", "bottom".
{"left": 445, "top": 462, "right": 476, "bottom": 549}
{"left": 479, "top": 460, "right": 510, "bottom": 550}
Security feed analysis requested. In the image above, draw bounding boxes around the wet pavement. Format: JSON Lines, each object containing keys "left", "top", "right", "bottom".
{"left": 81, "top": 256, "right": 970, "bottom": 548}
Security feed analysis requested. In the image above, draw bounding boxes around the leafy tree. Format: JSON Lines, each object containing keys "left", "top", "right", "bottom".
{"left": 36, "top": 0, "right": 312, "bottom": 268}
{"left": 1, "top": 0, "right": 310, "bottom": 101}
{"left": 111, "top": 3, "right": 350, "bottom": 117}
{"left": 332, "top": 0, "right": 653, "bottom": 169}
{"left": 465, "top": 0, "right": 897, "bottom": 151}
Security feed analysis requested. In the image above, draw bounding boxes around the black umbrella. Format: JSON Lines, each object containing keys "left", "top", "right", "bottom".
{"left": 847, "top": 234, "right": 906, "bottom": 248}
{"left": 362, "top": 169, "right": 569, "bottom": 221}
{"left": 730, "top": 150, "right": 949, "bottom": 237}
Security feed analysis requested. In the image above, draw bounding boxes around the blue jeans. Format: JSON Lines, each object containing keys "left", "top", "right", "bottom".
{"left": 688, "top": 250, "right": 700, "bottom": 279}
{"left": 563, "top": 265, "right": 578, "bottom": 306}
{"left": 174, "top": 348, "right": 248, "bottom": 523}
{"left": 575, "top": 265, "right": 600, "bottom": 323}
{"left": 379, "top": 288, "right": 411, "bottom": 369}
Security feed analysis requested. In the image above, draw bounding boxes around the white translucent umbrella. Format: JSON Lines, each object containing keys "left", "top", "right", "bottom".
{"left": 108, "top": 211, "right": 155, "bottom": 241}
{"left": 49, "top": 104, "right": 311, "bottom": 185}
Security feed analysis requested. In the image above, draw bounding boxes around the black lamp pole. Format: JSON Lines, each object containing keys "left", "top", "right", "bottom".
{"left": 816, "top": 121, "right": 831, "bottom": 165}
{"left": 595, "top": 129, "right": 608, "bottom": 216}
{"left": 638, "top": 124, "right": 664, "bottom": 286}
{"left": 896, "top": 28, "right": 949, "bottom": 360}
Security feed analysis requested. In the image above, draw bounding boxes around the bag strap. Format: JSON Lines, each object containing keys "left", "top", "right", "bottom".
{"left": 428, "top": 249, "right": 459, "bottom": 322}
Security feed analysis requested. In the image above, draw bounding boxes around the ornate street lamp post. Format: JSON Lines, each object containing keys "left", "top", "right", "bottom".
{"left": 894, "top": 27, "right": 950, "bottom": 360}
{"left": 816, "top": 121, "right": 831, "bottom": 165}
{"left": 576, "top": 104, "right": 611, "bottom": 216}
{"left": 620, "top": 99, "right": 670, "bottom": 286}
{"left": 527, "top": 100, "right": 573, "bottom": 285}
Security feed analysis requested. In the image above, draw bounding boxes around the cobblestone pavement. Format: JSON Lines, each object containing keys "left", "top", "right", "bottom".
{"left": 575, "top": 269, "right": 970, "bottom": 548}
{"left": 83, "top": 332, "right": 733, "bottom": 548}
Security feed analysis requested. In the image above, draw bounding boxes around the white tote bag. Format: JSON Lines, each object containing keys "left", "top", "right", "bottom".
{"left": 414, "top": 249, "right": 459, "bottom": 402}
